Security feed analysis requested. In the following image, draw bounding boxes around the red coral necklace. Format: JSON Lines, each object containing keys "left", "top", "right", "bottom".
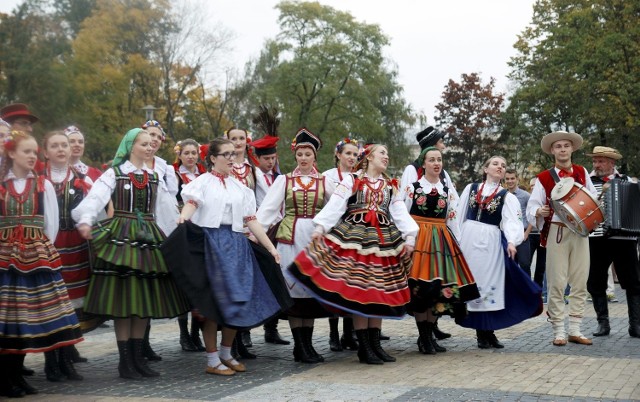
{"left": 475, "top": 181, "right": 500, "bottom": 209}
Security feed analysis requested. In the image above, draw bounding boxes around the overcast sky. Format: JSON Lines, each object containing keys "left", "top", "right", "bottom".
{"left": 0, "top": 0, "right": 536, "bottom": 125}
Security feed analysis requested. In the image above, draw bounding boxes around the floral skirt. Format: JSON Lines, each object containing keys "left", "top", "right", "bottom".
{"left": 408, "top": 216, "right": 480, "bottom": 319}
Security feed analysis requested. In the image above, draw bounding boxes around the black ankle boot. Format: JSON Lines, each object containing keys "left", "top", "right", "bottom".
{"left": 592, "top": 295, "right": 611, "bottom": 336}
{"left": 130, "top": 339, "right": 160, "bottom": 377}
{"left": 485, "top": 330, "right": 504, "bottom": 348}
{"left": 292, "top": 327, "right": 321, "bottom": 363}
{"left": 340, "top": 317, "right": 358, "bottom": 350}
{"left": 59, "top": 346, "right": 83, "bottom": 380}
{"left": 234, "top": 332, "right": 256, "bottom": 359}
{"left": 476, "top": 330, "right": 491, "bottom": 349}
{"left": 304, "top": 327, "right": 324, "bottom": 362}
{"left": 328, "top": 318, "right": 342, "bottom": 352}
{"left": 69, "top": 344, "right": 87, "bottom": 363}
{"left": 0, "top": 356, "right": 26, "bottom": 398}
{"left": 368, "top": 328, "right": 395, "bottom": 362}
{"left": 433, "top": 318, "right": 451, "bottom": 340}
{"left": 44, "top": 350, "right": 65, "bottom": 382}
{"left": 627, "top": 293, "right": 640, "bottom": 338}
{"left": 429, "top": 323, "right": 447, "bottom": 352}
{"left": 179, "top": 318, "right": 198, "bottom": 351}
{"left": 12, "top": 355, "right": 37, "bottom": 394}
{"left": 117, "top": 340, "right": 142, "bottom": 380}
{"left": 143, "top": 323, "right": 162, "bottom": 361}
{"left": 190, "top": 320, "right": 206, "bottom": 351}
{"left": 416, "top": 321, "right": 436, "bottom": 355}
{"left": 264, "top": 318, "right": 290, "bottom": 345}
{"left": 354, "top": 329, "right": 383, "bottom": 364}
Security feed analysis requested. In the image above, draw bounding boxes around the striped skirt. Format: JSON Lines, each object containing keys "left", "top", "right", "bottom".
{"left": 83, "top": 215, "right": 189, "bottom": 319}
{"left": 0, "top": 269, "right": 83, "bottom": 354}
{"left": 289, "top": 214, "right": 412, "bottom": 319}
{"left": 408, "top": 216, "right": 480, "bottom": 319}
{"left": 54, "top": 229, "right": 90, "bottom": 306}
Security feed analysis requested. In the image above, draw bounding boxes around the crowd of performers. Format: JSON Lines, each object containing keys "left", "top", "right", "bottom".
{"left": 1, "top": 102, "right": 639, "bottom": 398}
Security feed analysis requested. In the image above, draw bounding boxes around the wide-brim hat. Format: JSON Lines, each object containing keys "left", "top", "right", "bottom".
{"left": 292, "top": 127, "right": 321, "bottom": 152}
{"left": 0, "top": 103, "right": 39, "bottom": 123}
{"left": 416, "top": 126, "right": 445, "bottom": 150}
{"left": 585, "top": 145, "right": 622, "bottom": 160}
{"left": 540, "top": 131, "right": 583, "bottom": 155}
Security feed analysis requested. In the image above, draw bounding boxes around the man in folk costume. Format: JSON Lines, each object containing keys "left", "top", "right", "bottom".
{"left": 249, "top": 107, "right": 290, "bottom": 346}
{"left": 585, "top": 146, "right": 640, "bottom": 338}
{"left": 527, "top": 131, "right": 596, "bottom": 346}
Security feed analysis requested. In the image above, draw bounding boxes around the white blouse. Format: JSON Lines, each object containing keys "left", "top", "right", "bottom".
{"left": 255, "top": 168, "right": 277, "bottom": 208}
{"left": 456, "top": 181, "right": 524, "bottom": 246}
{"left": 180, "top": 172, "right": 256, "bottom": 232}
{"left": 401, "top": 176, "right": 461, "bottom": 240}
{"left": 48, "top": 165, "right": 94, "bottom": 188}
{"left": 5, "top": 171, "right": 58, "bottom": 242}
{"left": 257, "top": 170, "right": 336, "bottom": 231}
{"left": 153, "top": 156, "right": 178, "bottom": 197}
{"left": 71, "top": 161, "right": 164, "bottom": 226}
{"left": 313, "top": 174, "right": 418, "bottom": 246}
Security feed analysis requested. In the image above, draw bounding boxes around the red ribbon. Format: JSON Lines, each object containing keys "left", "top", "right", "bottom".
{"left": 74, "top": 178, "right": 92, "bottom": 195}
{"left": 364, "top": 209, "right": 384, "bottom": 243}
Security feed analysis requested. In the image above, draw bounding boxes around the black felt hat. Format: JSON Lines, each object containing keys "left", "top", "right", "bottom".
{"left": 415, "top": 126, "right": 445, "bottom": 149}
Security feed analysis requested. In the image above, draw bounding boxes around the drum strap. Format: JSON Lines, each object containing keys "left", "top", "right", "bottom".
{"left": 549, "top": 168, "right": 561, "bottom": 183}
{"left": 540, "top": 168, "right": 561, "bottom": 247}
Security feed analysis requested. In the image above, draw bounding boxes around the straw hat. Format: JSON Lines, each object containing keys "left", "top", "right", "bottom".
{"left": 585, "top": 146, "right": 622, "bottom": 160}
{"left": 540, "top": 131, "right": 583, "bottom": 155}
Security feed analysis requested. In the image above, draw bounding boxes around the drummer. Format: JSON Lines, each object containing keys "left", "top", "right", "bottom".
{"left": 526, "top": 131, "right": 596, "bottom": 347}
{"left": 586, "top": 146, "right": 640, "bottom": 339}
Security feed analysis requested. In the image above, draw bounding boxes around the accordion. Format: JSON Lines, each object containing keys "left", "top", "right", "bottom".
{"left": 602, "top": 179, "right": 640, "bottom": 236}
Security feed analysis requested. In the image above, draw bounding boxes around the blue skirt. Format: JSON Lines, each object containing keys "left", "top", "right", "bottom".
{"left": 457, "top": 235, "right": 542, "bottom": 331}
{"left": 203, "top": 226, "right": 281, "bottom": 329}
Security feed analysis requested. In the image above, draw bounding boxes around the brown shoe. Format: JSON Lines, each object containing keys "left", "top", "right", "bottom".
{"left": 568, "top": 335, "right": 593, "bottom": 345}
{"left": 552, "top": 338, "right": 567, "bottom": 346}
{"left": 205, "top": 363, "right": 235, "bottom": 376}
{"left": 220, "top": 358, "right": 246, "bottom": 372}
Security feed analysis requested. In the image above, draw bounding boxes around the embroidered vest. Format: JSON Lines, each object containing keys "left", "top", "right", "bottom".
{"left": 112, "top": 166, "right": 160, "bottom": 217}
{"left": 276, "top": 173, "right": 326, "bottom": 244}
{"left": 409, "top": 181, "right": 449, "bottom": 219}
{"left": 466, "top": 183, "right": 507, "bottom": 227}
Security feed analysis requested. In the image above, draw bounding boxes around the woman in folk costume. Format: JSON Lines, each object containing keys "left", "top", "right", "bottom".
{"left": 290, "top": 143, "right": 418, "bottom": 365}
{"left": 257, "top": 128, "right": 336, "bottom": 364}
{"left": 72, "top": 128, "right": 189, "bottom": 380}
{"left": 172, "top": 139, "right": 207, "bottom": 353}
{"left": 455, "top": 156, "right": 541, "bottom": 349}
{"left": 41, "top": 131, "right": 96, "bottom": 382}
{"left": 322, "top": 137, "right": 361, "bottom": 352}
{"left": 0, "top": 131, "right": 83, "bottom": 398}
{"left": 166, "top": 137, "right": 286, "bottom": 376}
{"left": 139, "top": 119, "right": 180, "bottom": 362}
{"left": 401, "top": 146, "right": 480, "bottom": 355}
{"left": 64, "top": 125, "right": 103, "bottom": 182}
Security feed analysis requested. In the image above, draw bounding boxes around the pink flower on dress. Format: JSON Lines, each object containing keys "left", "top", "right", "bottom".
{"left": 437, "top": 198, "right": 446, "bottom": 209}
{"left": 448, "top": 211, "right": 456, "bottom": 219}
{"left": 442, "top": 287, "right": 454, "bottom": 299}
{"left": 416, "top": 196, "right": 427, "bottom": 206}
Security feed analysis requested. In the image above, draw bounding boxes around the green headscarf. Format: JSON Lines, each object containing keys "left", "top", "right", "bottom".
{"left": 112, "top": 128, "right": 144, "bottom": 167}
{"left": 417, "top": 146, "right": 441, "bottom": 166}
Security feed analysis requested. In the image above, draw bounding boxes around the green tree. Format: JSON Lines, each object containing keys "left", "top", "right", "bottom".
{"left": 235, "top": 1, "right": 415, "bottom": 172}
{"left": 435, "top": 73, "right": 504, "bottom": 187}
{"left": 507, "top": 0, "right": 640, "bottom": 174}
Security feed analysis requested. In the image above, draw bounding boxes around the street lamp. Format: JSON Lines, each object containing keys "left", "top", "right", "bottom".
{"left": 141, "top": 105, "right": 158, "bottom": 121}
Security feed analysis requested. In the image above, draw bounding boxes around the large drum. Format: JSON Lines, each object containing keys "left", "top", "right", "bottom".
{"left": 550, "top": 177, "right": 604, "bottom": 237}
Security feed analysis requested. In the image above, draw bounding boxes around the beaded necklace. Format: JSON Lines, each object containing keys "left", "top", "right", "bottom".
{"left": 474, "top": 181, "right": 501, "bottom": 209}
{"left": 128, "top": 171, "right": 150, "bottom": 190}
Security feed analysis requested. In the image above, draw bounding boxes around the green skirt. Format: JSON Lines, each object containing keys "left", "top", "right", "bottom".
{"left": 83, "top": 213, "right": 189, "bottom": 318}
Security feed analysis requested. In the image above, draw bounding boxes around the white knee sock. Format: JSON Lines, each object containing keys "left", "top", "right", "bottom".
{"left": 219, "top": 345, "right": 238, "bottom": 365}
{"left": 207, "top": 351, "right": 221, "bottom": 367}
{"left": 552, "top": 321, "right": 566, "bottom": 339}
{"left": 568, "top": 316, "right": 583, "bottom": 337}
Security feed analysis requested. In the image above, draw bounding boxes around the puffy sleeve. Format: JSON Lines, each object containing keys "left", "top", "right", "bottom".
{"left": 243, "top": 186, "right": 258, "bottom": 219}
{"left": 323, "top": 175, "right": 336, "bottom": 200}
{"left": 72, "top": 168, "right": 116, "bottom": 226}
{"left": 443, "top": 169, "right": 455, "bottom": 190}
{"left": 313, "top": 174, "right": 353, "bottom": 233}
{"left": 400, "top": 165, "right": 418, "bottom": 195}
{"left": 180, "top": 175, "right": 206, "bottom": 209}
{"left": 163, "top": 164, "right": 179, "bottom": 198}
{"left": 389, "top": 189, "right": 419, "bottom": 246}
{"left": 526, "top": 179, "right": 546, "bottom": 229}
{"left": 455, "top": 183, "right": 473, "bottom": 235}
{"left": 256, "top": 174, "right": 287, "bottom": 231}
{"left": 155, "top": 182, "right": 179, "bottom": 236}
{"left": 43, "top": 179, "right": 59, "bottom": 242}
{"left": 446, "top": 185, "right": 461, "bottom": 239}
{"left": 400, "top": 181, "right": 413, "bottom": 212}
{"left": 501, "top": 192, "right": 524, "bottom": 247}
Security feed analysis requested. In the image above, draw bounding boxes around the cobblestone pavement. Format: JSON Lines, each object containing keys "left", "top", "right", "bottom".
{"left": 17, "top": 285, "right": 640, "bottom": 402}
